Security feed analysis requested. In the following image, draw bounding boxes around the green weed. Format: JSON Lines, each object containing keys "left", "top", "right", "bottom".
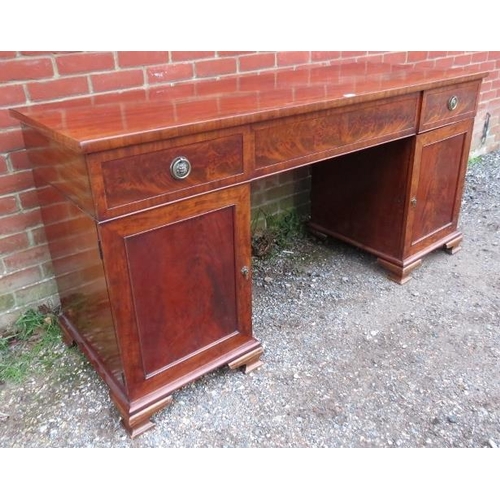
{"left": 251, "top": 208, "right": 307, "bottom": 257}
{"left": 0, "top": 306, "right": 63, "bottom": 383}
{"left": 467, "top": 155, "right": 481, "bottom": 169}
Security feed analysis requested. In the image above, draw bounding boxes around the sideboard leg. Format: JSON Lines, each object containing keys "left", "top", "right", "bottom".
{"left": 111, "top": 393, "right": 173, "bottom": 439}
{"left": 228, "top": 346, "right": 264, "bottom": 374}
{"left": 443, "top": 234, "right": 463, "bottom": 255}
{"left": 377, "top": 258, "right": 422, "bottom": 284}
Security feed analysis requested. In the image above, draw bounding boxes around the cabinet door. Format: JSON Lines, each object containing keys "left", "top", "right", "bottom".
{"left": 99, "top": 185, "right": 255, "bottom": 400}
{"left": 405, "top": 119, "right": 473, "bottom": 256}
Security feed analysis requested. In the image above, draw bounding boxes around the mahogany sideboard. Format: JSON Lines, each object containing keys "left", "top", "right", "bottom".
{"left": 10, "top": 62, "right": 488, "bottom": 437}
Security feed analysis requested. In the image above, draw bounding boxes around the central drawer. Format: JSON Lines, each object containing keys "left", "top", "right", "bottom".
{"left": 254, "top": 93, "right": 419, "bottom": 172}
{"left": 100, "top": 133, "right": 244, "bottom": 212}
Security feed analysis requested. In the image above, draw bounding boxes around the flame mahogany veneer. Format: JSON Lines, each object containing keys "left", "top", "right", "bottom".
{"left": 10, "top": 62, "right": 487, "bottom": 437}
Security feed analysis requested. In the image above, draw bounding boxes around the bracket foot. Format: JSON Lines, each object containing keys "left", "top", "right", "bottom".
{"left": 443, "top": 235, "right": 463, "bottom": 255}
{"left": 111, "top": 393, "right": 173, "bottom": 439}
{"left": 228, "top": 346, "right": 264, "bottom": 374}
{"left": 377, "top": 258, "right": 422, "bottom": 284}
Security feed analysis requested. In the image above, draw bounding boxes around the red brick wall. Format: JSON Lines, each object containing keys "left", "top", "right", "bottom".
{"left": 1, "top": 51, "right": 499, "bottom": 327}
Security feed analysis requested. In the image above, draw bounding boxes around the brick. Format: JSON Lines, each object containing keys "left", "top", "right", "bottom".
{"left": 0, "top": 52, "right": 17, "bottom": 59}
{"left": 0, "top": 232, "right": 30, "bottom": 254}
{"left": 147, "top": 63, "right": 193, "bottom": 84}
{"left": 195, "top": 58, "right": 237, "bottom": 78}
{"left": 239, "top": 53, "right": 276, "bottom": 72}
{"left": 277, "top": 52, "right": 310, "bottom": 66}
{"left": 481, "top": 89, "right": 497, "bottom": 102}
{"left": 490, "top": 75, "right": 500, "bottom": 90}
{"left": 0, "top": 127, "right": 25, "bottom": 152}
{"left": 479, "top": 62, "right": 497, "bottom": 74}
{"left": 56, "top": 52, "right": 115, "bottom": 75}
{"left": 311, "top": 52, "right": 342, "bottom": 62}
{"left": 0, "top": 155, "right": 7, "bottom": 174}
{"left": 433, "top": 58, "right": 455, "bottom": 69}
{"left": 0, "top": 195, "right": 18, "bottom": 214}
{"left": 407, "top": 51, "right": 428, "bottom": 62}
{"left": 480, "top": 80, "right": 492, "bottom": 94}
{"left": 20, "top": 51, "right": 58, "bottom": 56}
{"left": 27, "top": 76, "right": 89, "bottom": 101}
{"left": 0, "top": 170, "right": 34, "bottom": 196}
{"left": 218, "top": 52, "right": 253, "bottom": 57}
{"left": 340, "top": 51, "right": 368, "bottom": 59}
{"left": 413, "top": 60, "right": 437, "bottom": 70}
{"left": 361, "top": 54, "right": 385, "bottom": 64}
{"left": 171, "top": 52, "right": 215, "bottom": 62}
{"left": 382, "top": 52, "right": 407, "bottom": 64}
{"left": 0, "top": 266, "right": 42, "bottom": 293}
{"left": 0, "top": 309, "right": 22, "bottom": 329}
{"left": 41, "top": 260, "right": 55, "bottom": 278}
{"left": 427, "top": 51, "right": 448, "bottom": 59}
{"left": 31, "top": 226, "right": 48, "bottom": 246}
{"left": 463, "top": 63, "right": 482, "bottom": 73}
{"left": 0, "top": 83, "right": 27, "bottom": 106}
{"left": 0, "top": 209, "right": 42, "bottom": 237}
{"left": 453, "top": 54, "right": 472, "bottom": 66}
{"left": 3, "top": 243, "right": 51, "bottom": 272}
{"left": 18, "top": 189, "right": 39, "bottom": 210}
{"left": 14, "top": 278, "right": 58, "bottom": 306}
{"left": 8, "top": 150, "right": 31, "bottom": 171}
{"left": 0, "top": 109, "right": 19, "bottom": 129}
{"left": 0, "top": 57, "right": 54, "bottom": 83}
{"left": 0, "top": 292, "right": 15, "bottom": 310}
{"left": 472, "top": 52, "right": 488, "bottom": 63}
{"left": 91, "top": 69, "right": 144, "bottom": 92}
{"left": 118, "top": 51, "right": 169, "bottom": 67}
{"left": 279, "top": 191, "right": 309, "bottom": 212}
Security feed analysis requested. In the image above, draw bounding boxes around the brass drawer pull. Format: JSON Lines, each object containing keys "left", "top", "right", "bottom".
{"left": 447, "top": 95, "right": 459, "bottom": 111}
{"left": 170, "top": 156, "right": 192, "bottom": 180}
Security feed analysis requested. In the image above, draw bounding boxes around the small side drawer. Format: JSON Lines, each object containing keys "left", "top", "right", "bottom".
{"left": 101, "top": 134, "right": 243, "bottom": 209}
{"left": 419, "top": 81, "right": 480, "bottom": 132}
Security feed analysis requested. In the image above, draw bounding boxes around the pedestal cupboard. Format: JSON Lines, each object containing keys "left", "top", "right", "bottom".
{"left": 10, "top": 62, "right": 487, "bottom": 436}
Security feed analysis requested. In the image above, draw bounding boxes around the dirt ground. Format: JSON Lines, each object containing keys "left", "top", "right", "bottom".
{"left": 0, "top": 150, "right": 499, "bottom": 449}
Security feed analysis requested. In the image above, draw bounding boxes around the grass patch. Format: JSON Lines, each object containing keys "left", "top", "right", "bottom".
{"left": 467, "top": 155, "right": 482, "bottom": 169}
{"left": 251, "top": 208, "right": 307, "bottom": 257}
{"left": 0, "top": 306, "right": 63, "bottom": 383}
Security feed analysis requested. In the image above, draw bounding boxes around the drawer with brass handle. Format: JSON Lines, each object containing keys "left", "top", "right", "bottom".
{"left": 100, "top": 133, "right": 244, "bottom": 211}
{"left": 419, "top": 81, "right": 480, "bottom": 132}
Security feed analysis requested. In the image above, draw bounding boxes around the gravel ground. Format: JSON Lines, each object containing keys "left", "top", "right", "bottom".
{"left": 1, "top": 150, "right": 499, "bottom": 449}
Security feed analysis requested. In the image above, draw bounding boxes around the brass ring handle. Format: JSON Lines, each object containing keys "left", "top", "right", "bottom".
{"left": 447, "top": 95, "right": 459, "bottom": 111}
{"left": 170, "top": 156, "right": 192, "bottom": 180}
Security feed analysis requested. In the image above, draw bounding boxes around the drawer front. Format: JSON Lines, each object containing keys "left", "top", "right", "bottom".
{"left": 101, "top": 134, "right": 243, "bottom": 209}
{"left": 254, "top": 94, "right": 419, "bottom": 170}
{"left": 419, "top": 81, "right": 480, "bottom": 132}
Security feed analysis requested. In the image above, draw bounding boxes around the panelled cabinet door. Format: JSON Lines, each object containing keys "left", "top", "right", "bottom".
{"left": 405, "top": 119, "right": 473, "bottom": 255}
{"left": 98, "top": 185, "right": 253, "bottom": 400}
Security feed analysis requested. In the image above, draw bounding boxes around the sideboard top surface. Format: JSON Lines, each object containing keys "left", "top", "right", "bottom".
{"left": 10, "top": 62, "right": 488, "bottom": 153}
